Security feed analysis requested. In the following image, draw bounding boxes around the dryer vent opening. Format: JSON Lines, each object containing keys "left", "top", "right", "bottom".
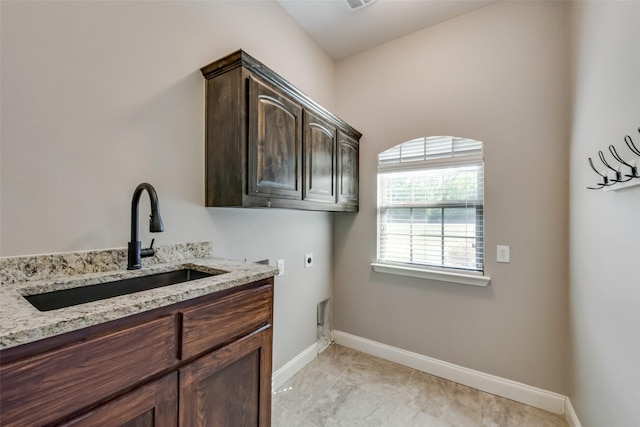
{"left": 345, "top": 0, "right": 377, "bottom": 10}
{"left": 317, "top": 299, "right": 332, "bottom": 353}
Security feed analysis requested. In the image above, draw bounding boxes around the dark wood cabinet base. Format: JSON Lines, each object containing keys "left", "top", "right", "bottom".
{"left": 0, "top": 278, "right": 274, "bottom": 427}
{"left": 180, "top": 327, "right": 272, "bottom": 427}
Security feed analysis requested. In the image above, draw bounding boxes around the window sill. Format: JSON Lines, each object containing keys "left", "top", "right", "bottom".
{"left": 370, "top": 263, "right": 490, "bottom": 287}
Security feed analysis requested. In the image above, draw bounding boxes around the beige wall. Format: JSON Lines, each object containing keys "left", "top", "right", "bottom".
{"left": 333, "top": 1, "right": 570, "bottom": 394}
{"left": 0, "top": 0, "right": 335, "bottom": 371}
{"left": 569, "top": 2, "right": 640, "bottom": 425}
{"left": 8, "top": 4, "right": 639, "bottom": 420}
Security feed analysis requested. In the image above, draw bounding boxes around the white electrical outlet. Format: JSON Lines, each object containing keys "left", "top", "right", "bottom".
{"left": 497, "top": 245, "right": 510, "bottom": 263}
{"left": 305, "top": 253, "right": 314, "bottom": 268}
{"left": 277, "top": 259, "right": 285, "bottom": 276}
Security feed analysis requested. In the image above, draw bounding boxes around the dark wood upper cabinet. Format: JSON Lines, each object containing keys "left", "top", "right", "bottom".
{"left": 201, "top": 50, "right": 361, "bottom": 212}
{"left": 303, "top": 110, "right": 336, "bottom": 204}
{"left": 338, "top": 130, "right": 359, "bottom": 208}
{"left": 248, "top": 76, "right": 302, "bottom": 200}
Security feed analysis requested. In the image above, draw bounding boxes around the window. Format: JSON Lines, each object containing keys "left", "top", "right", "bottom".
{"left": 373, "top": 136, "right": 489, "bottom": 286}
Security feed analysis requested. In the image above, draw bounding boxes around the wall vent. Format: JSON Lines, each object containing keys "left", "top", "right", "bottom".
{"left": 345, "top": 0, "right": 377, "bottom": 10}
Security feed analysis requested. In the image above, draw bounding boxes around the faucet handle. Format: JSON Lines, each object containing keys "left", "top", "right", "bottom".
{"left": 140, "top": 239, "right": 156, "bottom": 259}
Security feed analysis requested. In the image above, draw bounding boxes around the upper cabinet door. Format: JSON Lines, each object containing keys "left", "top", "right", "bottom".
{"left": 338, "top": 131, "right": 359, "bottom": 209}
{"left": 248, "top": 76, "right": 302, "bottom": 200}
{"left": 303, "top": 111, "right": 336, "bottom": 203}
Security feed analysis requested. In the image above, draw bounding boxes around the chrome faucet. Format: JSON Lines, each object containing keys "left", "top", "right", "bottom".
{"left": 127, "top": 183, "right": 164, "bottom": 270}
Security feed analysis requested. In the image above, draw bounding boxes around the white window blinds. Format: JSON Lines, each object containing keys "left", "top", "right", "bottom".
{"left": 377, "top": 136, "right": 484, "bottom": 273}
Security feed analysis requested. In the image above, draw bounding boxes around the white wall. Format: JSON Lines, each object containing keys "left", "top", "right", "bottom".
{"left": 333, "top": 1, "right": 570, "bottom": 394}
{"left": 568, "top": 2, "right": 640, "bottom": 425}
{"left": 0, "top": 0, "right": 335, "bottom": 371}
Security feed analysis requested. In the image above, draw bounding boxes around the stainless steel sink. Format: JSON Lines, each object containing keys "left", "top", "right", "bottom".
{"left": 24, "top": 268, "right": 223, "bottom": 312}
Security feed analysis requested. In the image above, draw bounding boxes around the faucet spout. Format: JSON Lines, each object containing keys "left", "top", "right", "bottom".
{"left": 128, "top": 183, "right": 164, "bottom": 270}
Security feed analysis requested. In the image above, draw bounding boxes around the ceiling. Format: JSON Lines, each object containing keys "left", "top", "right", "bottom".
{"left": 276, "top": 0, "right": 496, "bottom": 60}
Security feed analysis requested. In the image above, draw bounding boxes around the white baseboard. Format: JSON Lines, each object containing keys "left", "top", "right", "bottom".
{"left": 272, "top": 343, "right": 318, "bottom": 390}
{"left": 565, "top": 398, "right": 583, "bottom": 427}
{"left": 333, "top": 330, "right": 567, "bottom": 415}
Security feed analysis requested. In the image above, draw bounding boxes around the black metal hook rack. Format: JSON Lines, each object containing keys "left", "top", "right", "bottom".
{"left": 587, "top": 126, "right": 640, "bottom": 191}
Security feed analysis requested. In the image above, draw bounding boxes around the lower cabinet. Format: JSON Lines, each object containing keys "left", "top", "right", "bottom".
{"left": 0, "top": 279, "right": 274, "bottom": 427}
{"left": 61, "top": 373, "right": 178, "bottom": 427}
{"left": 62, "top": 328, "right": 272, "bottom": 427}
{"left": 180, "top": 328, "right": 272, "bottom": 427}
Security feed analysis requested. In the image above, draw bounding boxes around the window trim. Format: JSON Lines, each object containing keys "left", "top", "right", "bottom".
{"left": 375, "top": 136, "right": 487, "bottom": 285}
{"left": 371, "top": 262, "right": 491, "bottom": 287}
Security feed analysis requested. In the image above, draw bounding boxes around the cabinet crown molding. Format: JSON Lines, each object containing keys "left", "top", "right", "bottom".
{"left": 200, "top": 49, "right": 361, "bottom": 139}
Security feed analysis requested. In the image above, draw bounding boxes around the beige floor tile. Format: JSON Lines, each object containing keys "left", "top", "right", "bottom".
{"left": 272, "top": 404, "right": 307, "bottom": 427}
{"left": 273, "top": 346, "right": 568, "bottom": 427}
{"left": 310, "top": 344, "right": 360, "bottom": 378}
{"left": 306, "top": 378, "right": 435, "bottom": 427}
{"left": 405, "top": 370, "right": 483, "bottom": 426}
{"left": 481, "top": 393, "right": 568, "bottom": 427}
{"left": 273, "top": 364, "right": 338, "bottom": 417}
{"left": 340, "top": 351, "right": 415, "bottom": 403}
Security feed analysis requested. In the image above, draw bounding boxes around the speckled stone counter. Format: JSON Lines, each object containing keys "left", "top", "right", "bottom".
{"left": 0, "top": 242, "right": 278, "bottom": 350}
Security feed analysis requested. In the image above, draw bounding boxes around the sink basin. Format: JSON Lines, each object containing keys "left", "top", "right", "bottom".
{"left": 24, "top": 268, "right": 221, "bottom": 312}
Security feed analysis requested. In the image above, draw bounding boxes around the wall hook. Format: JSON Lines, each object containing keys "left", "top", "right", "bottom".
{"left": 609, "top": 145, "right": 637, "bottom": 181}
{"left": 625, "top": 134, "right": 640, "bottom": 156}
{"left": 588, "top": 126, "right": 640, "bottom": 191}
{"left": 598, "top": 150, "right": 623, "bottom": 184}
{"left": 586, "top": 157, "right": 610, "bottom": 190}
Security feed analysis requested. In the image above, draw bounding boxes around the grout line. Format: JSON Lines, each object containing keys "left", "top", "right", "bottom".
{"left": 333, "top": 349, "right": 362, "bottom": 388}
{"left": 342, "top": 348, "right": 361, "bottom": 376}
{"left": 407, "top": 368, "right": 416, "bottom": 386}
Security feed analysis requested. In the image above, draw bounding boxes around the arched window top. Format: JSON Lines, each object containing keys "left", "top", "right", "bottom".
{"left": 378, "top": 136, "right": 483, "bottom": 170}
{"left": 375, "top": 135, "right": 486, "bottom": 284}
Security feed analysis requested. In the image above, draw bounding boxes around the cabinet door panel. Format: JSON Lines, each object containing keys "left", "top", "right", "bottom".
{"left": 248, "top": 76, "right": 302, "bottom": 199}
{"left": 303, "top": 111, "right": 336, "bottom": 203}
{"left": 60, "top": 373, "right": 177, "bottom": 427}
{"left": 338, "top": 131, "right": 359, "bottom": 207}
{"left": 180, "top": 328, "right": 272, "bottom": 427}
{"left": 0, "top": 316, "right": 177, "bottom": 427}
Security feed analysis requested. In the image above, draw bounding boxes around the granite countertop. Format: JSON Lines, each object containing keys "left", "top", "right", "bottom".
{"left": 0, "top": 242, "right": 278, "bottom": 351}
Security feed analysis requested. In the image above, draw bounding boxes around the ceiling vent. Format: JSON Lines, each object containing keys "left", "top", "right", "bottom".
{"left": 345, "top": 0, "right": 377, "bottom": 10}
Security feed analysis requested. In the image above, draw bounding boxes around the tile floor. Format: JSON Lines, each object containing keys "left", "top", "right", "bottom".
{"left": 272, "top": 344, "right": 568, "bottom": 427}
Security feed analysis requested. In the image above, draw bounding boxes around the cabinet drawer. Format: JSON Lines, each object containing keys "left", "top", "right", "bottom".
{"left": 181, "top": 284, "right": 273, "bottom": 359}
{"left": 0, "top": 315, "right": 178, "bottom": 427}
